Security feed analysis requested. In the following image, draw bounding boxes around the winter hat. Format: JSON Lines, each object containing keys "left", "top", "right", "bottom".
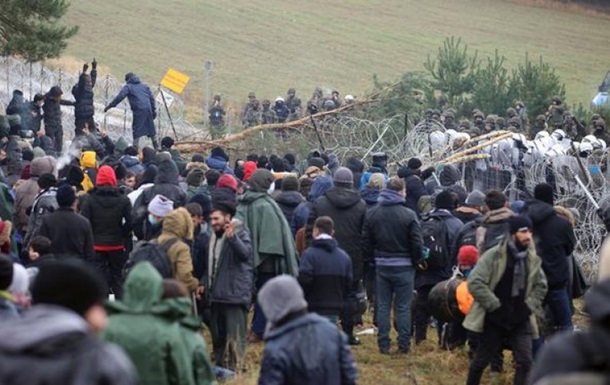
{"left": 282, "top": 174, "right": 299, "bottom": 191}
{"left": 283, "top": 153, "right": 296, "bottom": 167}
{"left": 186, "top": 168, "right": 205, "bottom": 187}
{"left": 333, "top": 167, "right": 354, "bottom": 187}
{"left": 49, "top": 86, "right": 63, "bottom": 98}
{"left": 189, "top": 194, "right": 212, "bottom": 219}
{"left": 38, "top": 173, "right": 57, "bottom": 190}
{"left": 30, "top": 156, "right": 57, "bottom": 177}
{"left": 32, "top": 259, "right": 106, "bottom": 317}
{"left": 22, "top": 149, "right": 34, "bottom": 162}
{"left": 0, "top": 254, "right": 14, "bottom": 290}
{"left": 217, "top": 174, "right": 238, "bottom": 192}
{"left": 191, "top": 153, "right": 205, "bottom": 163}
{"left": 155, "top": 152, "right": 172, "bottom": 164}
{"left": 160, "top": 136, "right": 175, "bottom": 150}
{"left": 270, "top": 157, "right": 285, "bottom": 172}
{"left": 457, "top": 245, "right": 479, "bottom": 266}
{"left": 211, "top": 146, "right": 229, "bottom": 161}
{"left": 510, "top": 200, "right": 525, "bottom": 215}
{"left": 96, "top": 165, "right": 117, "bottom": 187}
{"left": 534, "top": 183, "right": 554, "bottom": 205}
{"left": 124, "top": 146, "right": 138, "bottom": 157}
{"left": 56, "top": 184, "right": 77, "bottom": 207}
{"left": 257, "top": 155, "right": 269, "bottom": 169}
{"left": 19, "top": 164, "right": 31, "bottom": 180}
{"left": 367, "top": 173, "right": 386, "bottom": 190}
{"left": 407, "top": 157, "right": 422, "bottom": 170}
{"left": 114, "top": 136, "right": 130, "bottom": 156}
{"left": 249, "top": 169, "right": 274, "bottom": 193}
{"left": 148, "top": 194, "right": 174, "bottom": 218}
{"left": 465, "top": 190, "right": 485, "bottom": 207}
{"left": 142, "top": 147, "right": 157, "bottom": 164}
{"left": 243, "top": 161, "right": 257, "bottom": 182}
{"left": 508, "top": 215, "right": 533, "bottom": 234}
{"left": 9, "top": 263, "right": 28, "bottom": 296}
{"left": 205, "top": 169, "right": 221, "bottom": 187}
{"left": 32, "top": 147, "right": 45, "bottom": 159}
{"left": 308, "top": 157, "right": 325, "bottom": 169}
{"left": 213, "top": 200, "right": 237, "bottom": 217}
{"left": 435, "top": 190, "right": 456, "bottom": 210}
{"left": 258, "top": 275, "right": 308, "bottom": 332}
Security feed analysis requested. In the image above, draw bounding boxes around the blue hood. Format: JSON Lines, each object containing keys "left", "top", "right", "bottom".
{"left": 360, "top": 187, "right": 380, "bottom": 206}
{"left": 308, "top": 176, "right": 333, "bottom": 202}
{"left": 120, "top": 155, "right": 140, "bottom": 168}
{"left": 378, "top": 189, "right": 405, "bottom": 206}
{"left": 206, "top": 155, "right": 228, "bottom": 172}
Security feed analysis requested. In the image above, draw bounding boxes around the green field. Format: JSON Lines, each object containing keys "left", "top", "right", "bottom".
{"left": 63, "top": 0, "right": 610, "bottom": 117}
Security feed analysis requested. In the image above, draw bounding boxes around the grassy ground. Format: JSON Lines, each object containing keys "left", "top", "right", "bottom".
{"left": 63, "top": 0, "right": 610, "bottom": 120}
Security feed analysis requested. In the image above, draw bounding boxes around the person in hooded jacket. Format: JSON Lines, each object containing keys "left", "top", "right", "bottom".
{"left": 531, "top": 238, "right": 610, "bottom": 385}
{"left": 22, "top": 173, "right": 58, "bottom": 250}
{"left": 206, "top": 146, "right": 234, "bottom": 175}
{"left": 5, "top": 90, "right": 28, "bottom": 125}
{"left": 235, "top": 169, "right": 299, "bottom": 343}
{"left": 257, "top": 275, "right": 358, "bottom": 385}
{"left": 521, "top": 183, "right": 576, "bottom": 332}
{"left": 274, "top": 174, "right": 305, "bottom": 226}
{"left": 292, "top": 175, "right": 333, "bottom": 238}
{"left": 313, "top": 167, "right": 367, "bottom": 345}
{"left": 345, "top": 156, "right": 364, "bottom": 188}
{"left": 359, "top": 152, "right": 389, "bottom": 190}
{"left": 120, "top": 146, "right": 145, "bottom": 175}
{"left": 476, "top": 190, "right": 515, "bottom": 255}
{"left": 102, "top": 262, "right": 195, "bottom": 385}
{"left": 72, "top": 61, "right": 98, "bottom": 132}
{"left": 43, "top": 86, "right": 75, "bottom": 153}
{"left": 204, "top": 201, "right": 253, "bottom": 371}
{"left": 80, "top": 165, "right": 133, "bottom": 299}
{"left": 104, "top": 73, "right": 158, "bottom": 149}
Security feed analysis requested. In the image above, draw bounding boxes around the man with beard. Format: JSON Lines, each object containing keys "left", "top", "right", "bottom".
{"left": 464, "top": 215, "right": 547, "bottom": 385}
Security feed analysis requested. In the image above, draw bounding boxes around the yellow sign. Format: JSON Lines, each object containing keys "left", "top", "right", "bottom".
{"left": 160, "top": 68, "right": 190, "bottom": 94}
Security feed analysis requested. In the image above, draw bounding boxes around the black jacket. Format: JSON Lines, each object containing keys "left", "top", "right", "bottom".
{"left": 275, "top": 190, "right": 305, "bottom": 226}
{"left": 38, "top": 208, "right": 97, "bottom": 264}
{"left": 398, "top": 168, "right": 426, "bottom": 213}
{"left": 72, "top": 69, "right": 97, "bottom": 120}
{"left": 522, "top": 200, "right": 576, "bottom": 289}
{"left": 80, "top": 186, "right": 132, "bottom": 247}
{"left": 42, "top": 95, "right": 73, "bottom": 134}
{"left": 298, "top": 238, "right": 353, "bottom": 316}
{"left": 204, "top": 222, "right": 253, "bottom": 307}
{"left": 313, "top": 187, "right": 367, "bottom": 281}
{"left": 362, "top": 189, "right": 423, "bottom": 265}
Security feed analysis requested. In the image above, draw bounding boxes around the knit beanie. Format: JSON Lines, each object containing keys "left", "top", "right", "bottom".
{"left": 283, "top": 153, "right": 296, "bottom": 166}
{"left": 333, "top": 167, "right": 353, "bottom": 187}
{"left": 243, "top": 161, "right": 257, "bottom": 182}
{"left": 124, "top": 146, "right": 138, "bottom": 157}
{"left": 217, "top": 174, "right": 238, "bottom": 192}
{"left": 249, "top": 169, "right": 274, "bottom": 193}
{"left": 457, "top": 245, "right": 479, "bottom": 266}
{"left": 96, "top": 165, "right": 117, "bottom": 187}
{"left": 22, "top": 149, "right": 34, "bottom": 162}
{"left": 465, "top": 190, "right": 485, "bottom": 207}
{"left": 281, "top": 174, "right": 299, "bottom": 192}
{"left": 407, "top": 157, "right": 422, "bottom": 170}
{"left": 308, "top": 157, "right": 325, "bottom": 169}
{"left": 435, "top": 190, "right": 455, "bottom": 210}
{"left": 56, "top": 184, "right": 76, "bottom": 207}
{"left": 32, "top": 260, "right": 106, "bottom": 317}
{"left": 0, "top": 254, "right": 13, "bottom": 290}
{"left": 148, "top": 194, "right": 174, "bottom": 217}
{"left": 186, "top": 168, "right": 205, "bottom": 187}
{"left": 508, "top": 215, "right": 533, "bottom": 234}
{"left": 32, "top": 147, "right": 45, "bottom": 159}
{"left": 258, "top": 275, "right": 308, "bottom": 332}
{"left": 211, "top": 146, "right": 229, "bottom": 161}
{"left": 213, "top": 201, "right": 237, "bottom": 217}
{"left": 191, "top": 153, "right": 205, "bottom": 163}
{"left": 534, "top": 183, "right": 554, "bottom": 205}
{"left": 367, "top": 173, "right": 386, "bottom": 190}
{"left": 161, "top": 136, "right": 175, "bottom": 150}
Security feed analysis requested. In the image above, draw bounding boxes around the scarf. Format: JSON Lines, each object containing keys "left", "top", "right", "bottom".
{"left": 507, "top": 238, "right": 528, "bottom": 298}
{"left": 207, "top": 231, "right": 226, "bottom": 287}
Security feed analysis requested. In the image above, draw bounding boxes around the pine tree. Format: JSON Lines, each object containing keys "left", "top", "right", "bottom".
{"left": 0, "top": 0, "right": 78, "bottom": 62}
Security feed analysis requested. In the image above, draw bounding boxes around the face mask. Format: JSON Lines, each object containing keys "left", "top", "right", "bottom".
{"left": 148, "top": 214, "right": 160, "bottom": 226}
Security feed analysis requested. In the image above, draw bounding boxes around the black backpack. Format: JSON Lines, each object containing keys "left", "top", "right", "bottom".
{"left": 456, "top": 220, "right": 479, "bottom": 250}
{"left": 420, "top": 213, "right": 450, "bottom": 270}
{"left": 124, "top": 238, "right": 179, "bottom": 278}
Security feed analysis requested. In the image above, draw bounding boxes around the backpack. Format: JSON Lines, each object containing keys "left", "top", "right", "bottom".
{"left": 124, "top": 238, "right": 179, "bottom": 278}
{"left": 420, "top": 213, "right": 450, "bottom": 270}
{"left": 456, "top": 220, "right": 479, "bottom": 250}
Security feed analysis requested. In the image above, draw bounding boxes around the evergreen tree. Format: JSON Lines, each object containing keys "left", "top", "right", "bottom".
{"left": 0, "top": 0, "right": 78, "bottom": 62}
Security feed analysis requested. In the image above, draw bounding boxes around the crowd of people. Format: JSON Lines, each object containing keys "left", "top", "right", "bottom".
{"left": 0, "top": 78, "right": 609, "bottom": 385}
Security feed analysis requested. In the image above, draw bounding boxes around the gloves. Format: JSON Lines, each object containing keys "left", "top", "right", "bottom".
{"left": 91, "top": 58, "right": 97, "bottom": 69}
{"left": 103, "top": 106, "right": 110, "bottom": 113}
{"left": 83, "top": 63, "right": 88, "bottom": 73}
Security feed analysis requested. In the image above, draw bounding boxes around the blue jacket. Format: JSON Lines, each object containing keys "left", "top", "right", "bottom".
{"left": 108, "top": 75, "right": 155, "bottom": 113}
{"left": 258, "top": 313, "right": 357, "bottom": 385}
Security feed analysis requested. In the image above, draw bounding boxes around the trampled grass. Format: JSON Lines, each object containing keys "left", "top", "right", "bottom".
{"left": 63, "top": 0, "right": 610, "bottom": 120}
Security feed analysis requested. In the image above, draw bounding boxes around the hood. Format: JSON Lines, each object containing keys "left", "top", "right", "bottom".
{"left": 275, "top": 190, "right": 304, "bottom": 207}
{"left": 524, "top": 199, "right": 555, "bottom": 224}
{"left": 258, "top": 275, "right": 308, "bottom": 331}
{"left": 154, "top": 296, "right": 191, "bottom": 322}
{"left": 120, "top": 155, "right": 140, "bottom": 168}
{"left": 162, "top": 207, "right": 194, "bottom": 240}
{"left": 311, "top": 238, "right": 338, "bottom": 253}
{"left": 110, "top": 262, "right": 163, "bottom": 313}
{"left": 377, "top": 189, "right": 404, "bottom": 206}
{"left": 206, "top": 155, "right": 228, "bottom": 172}
{"left": 483, "top": 207, "right": 514, "bottom": 224}
{"left": 127, "top": 74, "right": 141, "bottom": 84}
{"left": 0, "top": 305, "right": 89, "bottom": 353}
{"left": 360, "top": 186, "right": 380, "bottom": 205}
{"left": 397, "top": 167, "right": 416, "bottom": 179}
{"left": 80, "top": 151, "right": 97, "bottom": 169}
{"left": 243, "top": 161, "right": 257, "bottom": 182}
{"left": 155, "top": 159, "right": 179, "bottom": 184}
{"left": 239, "top": 190, "right": 268, "bottom": 204}
{"left": 554, "top": 205, "right": 575, "bottom": 226}
{"left": 30, "top": 156, "right": 56, "bottom": 177}
{"left": 584, "top": 279, "right": 610, "bottom": 323}
{"left": 96, "top": 165, "right": 117, "bottom": 187}
{"left": 345, "top": 157, "right": 364, "bottom": 173}
{"left": 308, "top": 176, "right": 333, "bottom": 202}
{"left": 440, "top": 165, "right": 461, "bottom": 186}
{"left": 324, "top": 187, "right": 362, "bottom": 209}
